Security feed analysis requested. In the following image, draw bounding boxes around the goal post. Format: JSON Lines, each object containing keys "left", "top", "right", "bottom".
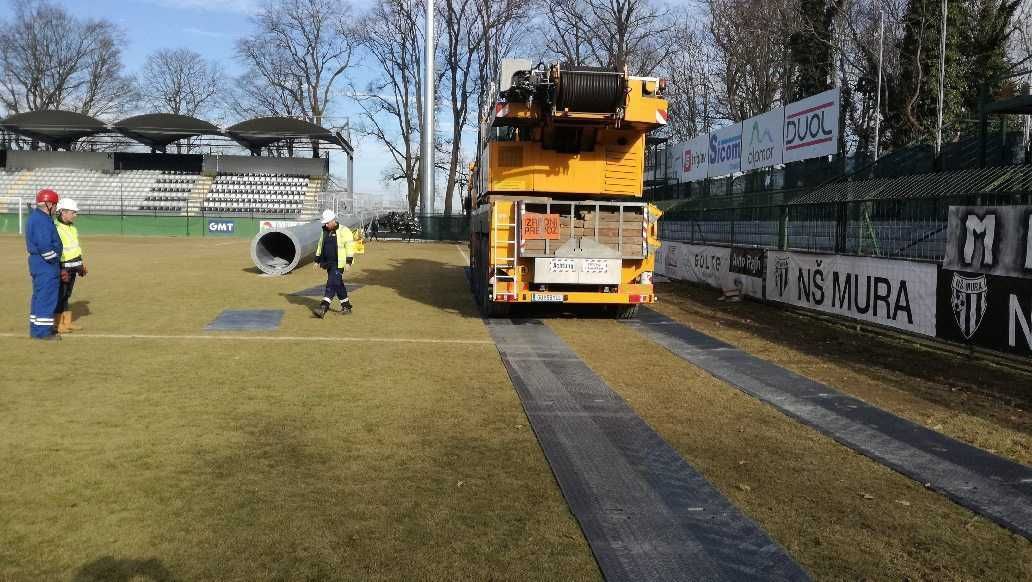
{"left": 1, "top": 196, "right": 25, "bottom": 234}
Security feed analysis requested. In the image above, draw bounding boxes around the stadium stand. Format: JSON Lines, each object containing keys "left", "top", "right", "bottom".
{"left": 202, "top": 173, "right": 310, "bottom": 214}
{"left": 0, "top": 165, "right": 323, "bottom": 216}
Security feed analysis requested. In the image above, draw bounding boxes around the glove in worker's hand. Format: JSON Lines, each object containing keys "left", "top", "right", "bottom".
{"left": 60, "top": 269, "right": 70, "bottom": 283}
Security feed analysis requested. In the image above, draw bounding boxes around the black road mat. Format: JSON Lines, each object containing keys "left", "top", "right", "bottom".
{"left": 627, "top": 308, "right": 1032, "bottom": 540}
{"left": 486, "top": 318, "right": 809, "bottom": 582}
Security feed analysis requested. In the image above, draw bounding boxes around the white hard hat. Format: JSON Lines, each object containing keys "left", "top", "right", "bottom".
{"left": 321, "top": 209, "right": 337, "bottom": 224}
{"left": 56, "top": 198, "right": 79, "bottom": 213}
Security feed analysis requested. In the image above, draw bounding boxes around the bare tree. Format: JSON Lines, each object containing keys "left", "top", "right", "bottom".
{"left": 0, "top": 0, "right": 135, "bottom": 118}
{"left": 140, "top": 48, "right": 224, "bottom": 117}
{"left": 708, "top": 0, "right": 796, "bottom": 122}
{"left": 541, "top": 0, "right": 674, "bottom": 75}
{"left": 354, "top": 0, "right": 429, "bottom": 213}
{"left": 439, "top": 0, "right": 530, "bottom": 216}
{"left": 659, "top": 13, "right": 716, "bottom": 140}
{"left": 237, "top": 0, "right": 359, "bottom": 156}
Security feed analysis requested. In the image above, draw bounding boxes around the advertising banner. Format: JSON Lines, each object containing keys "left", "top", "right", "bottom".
{"left": 707, "top": 123, "right": 743, "bottom": 178}
{"left": 657, "top": 242, "right": 764, "bottom": 298}
{"left": 741, "top": 107, "right": 785, "bottom": 172}
{"left": 783, "top": 88, "right": 840, "bottom": 164}
{"left": 936, "top": 270, "right": 1032, "bottom": 357}
{"left": 206, "top": 219, "right": 237, "bottom": 236}
{"left": 670, "top": 135, "right": 709, "bottom": 182}
{"left": 259, "top": 220, "right": 303, "bottom": 231}
{"left": 765, "top": 251, "right": 937, "bottom": 336}
{"left": 943, "top": 205, "right": 1032, "bottom": 279}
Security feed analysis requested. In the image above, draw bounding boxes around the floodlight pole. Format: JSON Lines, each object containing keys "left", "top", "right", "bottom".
{"left": 935, "top": 0, "right": 947, "bottom": 155}
{"left": 420, "top": 0, "right": 435, "bottom": 216}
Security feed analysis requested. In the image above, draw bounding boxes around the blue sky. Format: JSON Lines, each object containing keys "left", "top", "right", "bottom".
{"left": 49, "top": 0, "right": 405, "bottom": 204}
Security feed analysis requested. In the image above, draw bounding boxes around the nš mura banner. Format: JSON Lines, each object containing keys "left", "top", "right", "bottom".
{"left": 765, "top": 251, "right": 938, "bottom": 336}
{"left": 939, "top": 206, "right": 1032, "bottom": 356}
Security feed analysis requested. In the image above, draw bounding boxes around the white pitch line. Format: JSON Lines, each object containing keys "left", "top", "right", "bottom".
{"left": 0, "top": 332, "right": 493, "bottom": 345}
{"left": 455, "top": 244, "right": 469, "bottom": 264}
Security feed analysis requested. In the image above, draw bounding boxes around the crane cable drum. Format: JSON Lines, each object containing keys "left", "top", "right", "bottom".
{"left": 554, "top": 67, "right": 626, "bottom": 114}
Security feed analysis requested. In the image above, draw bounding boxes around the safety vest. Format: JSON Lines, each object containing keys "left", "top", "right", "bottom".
{"left": 55, "top": 221, "right": 82, "bottom": 264}
{"left": 316, "top": 226, "right": 355, "bottom": 269}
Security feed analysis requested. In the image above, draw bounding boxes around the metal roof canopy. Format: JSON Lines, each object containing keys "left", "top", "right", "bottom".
{"left": 225, "top": 116, "right": 351, "bottom": 155}
{"left": 1, "top": 110, "right": 107, "bottom": 149}
{"left": 113, "top": 113, "right": 221, "bottom": 150}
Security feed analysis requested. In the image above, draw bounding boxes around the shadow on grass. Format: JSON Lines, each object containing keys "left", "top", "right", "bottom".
{"left": 72, "top": 557, "right": 176, "bottom": 582}
{"left": 70, "top": 300, "right": 91, "bottom": 319}
{"left": 349, "top": 258, "right": 481, "bottom": 318}
{"left": 658, "top": 281, "right": 1032, "bottom": 432}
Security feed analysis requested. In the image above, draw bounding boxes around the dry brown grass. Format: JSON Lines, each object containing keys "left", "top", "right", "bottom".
{"left": 548, "top": 317, "right": 1032, "bottom": 581}
{"left": 652, "top": 281, "right": 1032, "bottom": 466}
{"left": 0, "top": 236, "right": 599, "bottom": 582}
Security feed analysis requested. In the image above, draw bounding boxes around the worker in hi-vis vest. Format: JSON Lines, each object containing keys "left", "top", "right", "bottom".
{"left": 312, "top": 209, "right": 356, "bottom": 318}
{"left": 54, "top": 198, "right": 88, "bottom": 333}
{"left": 25, "top": 189, "right": 62, "bottom": 340}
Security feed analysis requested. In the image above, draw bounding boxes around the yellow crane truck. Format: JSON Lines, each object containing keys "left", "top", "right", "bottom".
{"left": 468, "top": 60, "right": 667, "bottom": 317}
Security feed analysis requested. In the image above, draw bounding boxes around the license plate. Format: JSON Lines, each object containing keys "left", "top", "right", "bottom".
{"left": 532, "top": 293, "right": 564, "bottom": 303}
{"left": 549, "top": 259, "right": 576, "bottom": 273}
{"left": 582, "top": 259, "right": 609, "bottom": 274}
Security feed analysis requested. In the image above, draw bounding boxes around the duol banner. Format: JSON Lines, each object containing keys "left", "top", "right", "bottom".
{"left": 741, "top": 107, "right": 785, "bottom": 172}
{"left": 783, "top": 88, "right": 840, "bottom": 164}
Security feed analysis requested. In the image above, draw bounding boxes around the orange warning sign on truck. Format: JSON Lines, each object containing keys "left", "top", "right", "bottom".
{"left": 521, "top": 212, "right": 561, "bottom": 240}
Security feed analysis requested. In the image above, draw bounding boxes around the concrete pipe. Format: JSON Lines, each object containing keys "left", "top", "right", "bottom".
{"left": 249, "top": 214, "right": 375, "bottom": 276}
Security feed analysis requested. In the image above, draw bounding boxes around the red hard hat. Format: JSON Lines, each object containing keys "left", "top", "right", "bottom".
{"left": 36, "top": 189, "right": 59, "bottom": 204}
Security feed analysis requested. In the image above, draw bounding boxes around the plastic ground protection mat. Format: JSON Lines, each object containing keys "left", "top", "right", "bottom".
{"left": 205, "top": 309, "right": 284, "bottom": 331}
{"left": 626, "top": 308, "right": 1032, "bottom": 540}
{"left": 485, "top": 319, "right": 809, "bottom": 582}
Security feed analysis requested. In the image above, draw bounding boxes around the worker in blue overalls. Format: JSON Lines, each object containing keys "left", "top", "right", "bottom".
{"left": 312, "top": 209, "right": 355, "bottom": 318}
{"left": 25, "top": 189, "right": 63, "bottom": 340}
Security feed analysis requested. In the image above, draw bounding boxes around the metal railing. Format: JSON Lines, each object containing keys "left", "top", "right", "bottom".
{"left": 661, "top": 185, "right": 1031, "bottom": 262}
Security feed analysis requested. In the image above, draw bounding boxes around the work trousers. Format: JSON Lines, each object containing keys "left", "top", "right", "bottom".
{"left": 29, "top": 262, "right": 59, "bottom": 338}
{"left": 322, "top": 267, "right": 349, "bottom": 304}
{"left": 56, "top": 271, "right": 78, "bottom": 313}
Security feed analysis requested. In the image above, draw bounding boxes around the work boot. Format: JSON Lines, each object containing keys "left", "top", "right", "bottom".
{"left": 54, "top": 312, "right": 71, "bottom": 334}
{"left": 65, "top": 311, "right": 82, "bottom": 331}
{"left": 340, "top": 299, "right": 353, "bottom": 314}
{"left": 313, "top": 301, "right": 330, "bottom": 319}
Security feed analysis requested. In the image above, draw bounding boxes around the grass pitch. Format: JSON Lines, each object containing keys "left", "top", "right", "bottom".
{"left": 2, "top": 235, "right": 1030, "bottom": 581}
{"left": 0, "top": 236, "right": 599, "bottom": 582}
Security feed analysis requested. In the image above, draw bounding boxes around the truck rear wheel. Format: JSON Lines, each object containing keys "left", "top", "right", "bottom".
{"left": 613, "top": 305, "right": 640, "bottom": 319}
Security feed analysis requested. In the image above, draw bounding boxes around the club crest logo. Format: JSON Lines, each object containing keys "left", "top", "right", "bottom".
{"left": 774, "top": 257, "right": 790, "bottom": 297}
{"left": 950, "top": 273, "right": 988, "bottom": 340}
